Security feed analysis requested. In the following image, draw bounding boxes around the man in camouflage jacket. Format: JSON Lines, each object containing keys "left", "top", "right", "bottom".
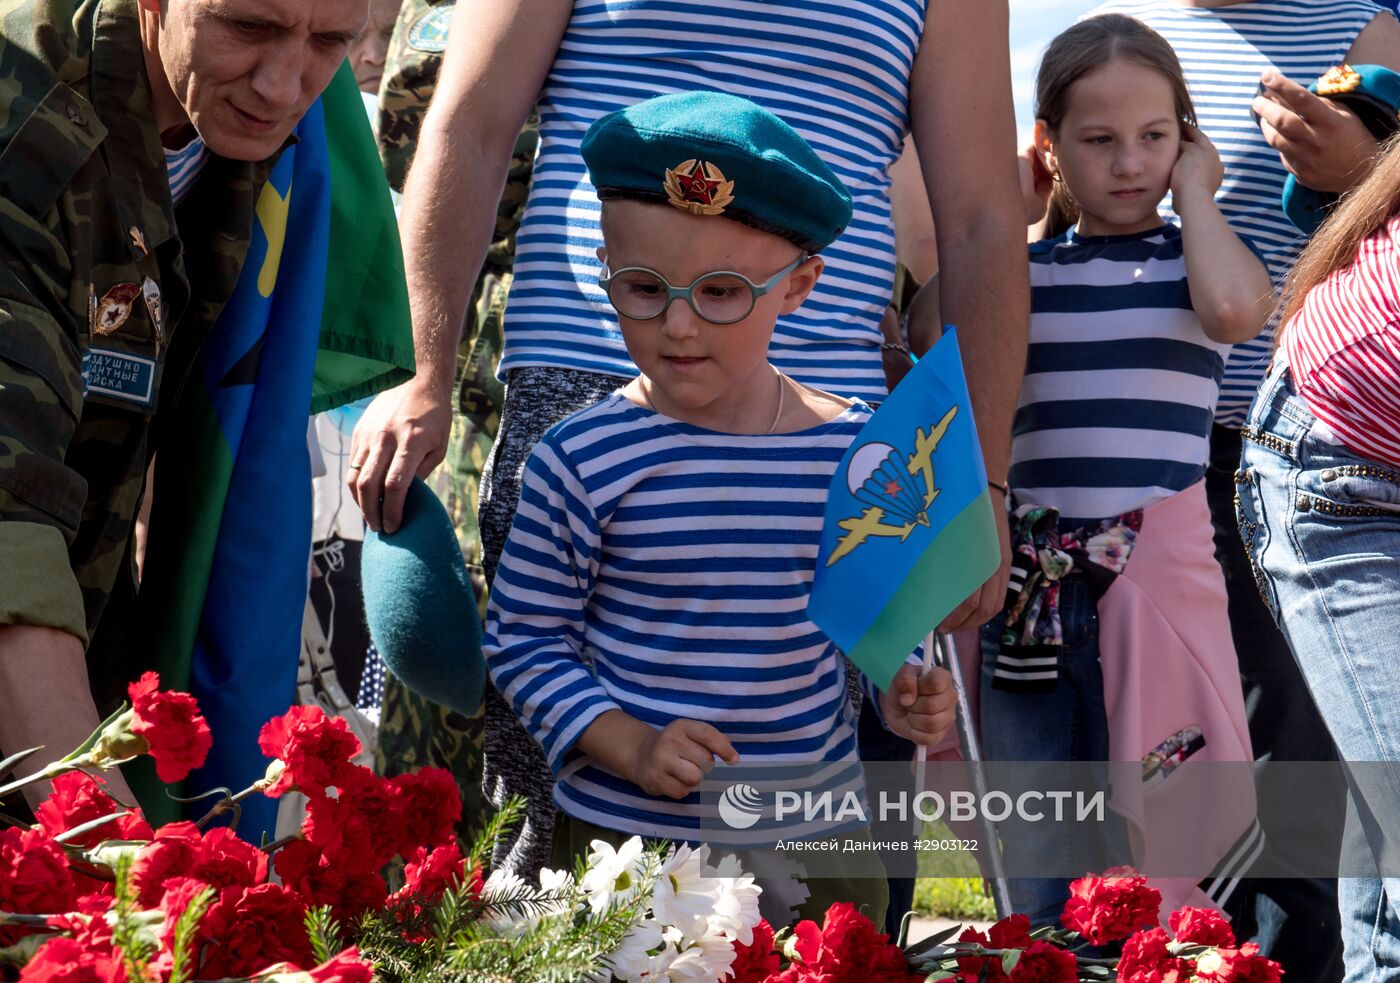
{"left": 0, "top": 0, "right": 368, "bottom": 803}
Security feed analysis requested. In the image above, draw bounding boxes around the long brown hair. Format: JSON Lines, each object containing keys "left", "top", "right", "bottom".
{"left": 1035, "top": 15, "right": 1197, "bottom": 238}
{"left": 1277, "top": 132, "right": 1400, "bottom": 332}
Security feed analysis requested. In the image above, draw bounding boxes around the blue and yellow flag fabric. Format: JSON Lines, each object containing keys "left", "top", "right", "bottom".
{"left": 807, "top": 328, "right": 1001, "bottom": 690}
{"left": 137, "top": 65, "right": 413, "bottom": 835}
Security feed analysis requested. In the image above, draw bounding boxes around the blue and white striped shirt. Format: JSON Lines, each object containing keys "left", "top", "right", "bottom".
{"left": 1013, "top": 226, "right": 1230, "bottom": 527}
{"left": 164, "top": 135, "right": 208, "bottom": 205}
{"left": 1091, "top": 0, "right": 1384, "bottom": 425}
{"left": 501, "top": 0, "right": 926, "bottom": 401}
{"left": 483, "top": 394, "right": 879, "bottom": 843}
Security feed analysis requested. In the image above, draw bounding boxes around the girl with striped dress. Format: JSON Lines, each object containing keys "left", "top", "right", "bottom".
{"left": 980, "top": 15, "right": 1273, "bottom": 924}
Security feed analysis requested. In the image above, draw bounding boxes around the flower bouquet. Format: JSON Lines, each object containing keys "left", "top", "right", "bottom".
{"left": 903, "top": 871, "right": 1284, "bottom": 983}
{"left": 0, "top": 676, "right": 1283, "bottom": 983}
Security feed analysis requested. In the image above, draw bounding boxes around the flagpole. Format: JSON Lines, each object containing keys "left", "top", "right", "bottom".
{"left": 918, "top": 631, "right": 1013, "bottom": 919}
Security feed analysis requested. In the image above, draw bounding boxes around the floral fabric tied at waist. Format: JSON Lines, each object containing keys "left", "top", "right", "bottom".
{"left": 992, "top": 504, "right": 1142, "bottom": 693}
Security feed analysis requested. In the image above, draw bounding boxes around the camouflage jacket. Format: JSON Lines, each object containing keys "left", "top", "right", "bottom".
{"left": 0, "top": 0, "right": 277, "bottom": 644}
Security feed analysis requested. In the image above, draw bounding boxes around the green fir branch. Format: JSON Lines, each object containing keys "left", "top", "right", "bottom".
{"left": 305, "top": 905, "right": 344, "bottom": 965}
{"left": 465, "top": 797, "right": 525, "bottom": 873}
{"left": 109, "top": 855, "right": 156, "bottom": 983}
{"left": 167, "top": 885, "right": 214, "bottom": 983}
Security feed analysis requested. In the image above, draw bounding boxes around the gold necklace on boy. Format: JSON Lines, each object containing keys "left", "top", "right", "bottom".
{"left": 643, "top": 366, "right": 787, "bottom": 435}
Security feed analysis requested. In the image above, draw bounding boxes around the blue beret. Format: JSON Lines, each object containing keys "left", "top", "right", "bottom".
{"left": 1281, "top": 64, "right": 1400, "bottom": 234}
{"left": 580, "top": 90, "right": 854, "bottom": 253}
{"left": 362, "top": 478, "right": 484, "bottom": 717}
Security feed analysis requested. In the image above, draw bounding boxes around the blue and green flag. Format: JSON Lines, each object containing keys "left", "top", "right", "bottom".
{"left": 137, "top": 64, "right": 414, "bottom": 833}
{"left": 807, "top": 328, "right": 1000, "bottom": 690}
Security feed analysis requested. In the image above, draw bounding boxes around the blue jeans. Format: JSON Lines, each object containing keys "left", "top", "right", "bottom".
{"left": 1238, "top": 362, "right": 1400, "bottom": 983}
{"left": 980, "top": 574, "right": 1123, "bottom": 927}
{"left": 1208, "top": 423, "right": 1343, "bottom": 981}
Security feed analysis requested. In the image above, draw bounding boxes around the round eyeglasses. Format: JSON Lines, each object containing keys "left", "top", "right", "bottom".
{"left": 598, "top": 255, "right": 807, "bottom": 325}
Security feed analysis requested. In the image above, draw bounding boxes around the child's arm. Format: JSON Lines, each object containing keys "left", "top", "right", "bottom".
{"left": 484, "top": 437, "right": 740, "bottom": 799}
{"left": 1172, "top": 124, "right": 1276, "bottom": 345}
{"left": 483, "top": 441, "right": 624, "bottom": 775}
{"left": 575, "top": 711, "right": 739, "bottom": 800}
{"left": 877, "top": 663, "right": 958, "bottom": 746}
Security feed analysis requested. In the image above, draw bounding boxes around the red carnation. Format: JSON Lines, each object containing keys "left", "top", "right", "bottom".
{"left": 1168, "top": 906, "right": 1235, "bottom": 948}
{"left": 302, "top": 766, "right": 402, "bottom": 871}
{"left": 0, "top": 827, "right": 78, "bottom": 947}
{"left": 388, "top": 843, "right": 480, "bottom": 941}
{"left": 36, "top": 772, "right": 153, "bottom": 849}
{"left": 147, "top": 875, "right": 215, "bottom": 980}
{"left": 956, "top": 925, "right": 1006, "bottom": 978}
{"left": 730, "top": 919, "right": 781, "bottom": 982}
{"left": 1115, "top": 927, "right": 1196, "bottom": 983}
{"left": 191, "top": 827, "right": 267, "bottom": 890}
{"left": 197, "top": 883, "right": 313, "bottom": 980}
{"left": 1009, "top": 940, "right": 1079, "bottom": 983}
{"left": 784, "top": 902, "right": 922, "bottom": 982}
{"left": 130, "top": 822, "right": 202, "bottom": 908}
{"left": 257, "top": 705, "right": 361, "bottom": 798}
{"left": 274, "top": 839, "right": 388, "bottom": 924}
{"left": 307, "top": 947, "right": 376, "bottom": 983}
{"left": 391, "top": 842, "right": 478, "bottom": 904}
{"left": 1062, "top": 870, "right": 1162, "bottom": 945}
{"left": 1196, "top": 943, "right": 1284, "bottom": 983}
{"left": 18, "top": 936, "right": 125, "bottom": 983}
{"left": 127, "top": 671, "right": 212, "bottom": 783}
{"left": 389, "top": 767, "right": 462, "bottom": 853}
{"left": 990, "top": 913, "right": 1033, "bottom": 950}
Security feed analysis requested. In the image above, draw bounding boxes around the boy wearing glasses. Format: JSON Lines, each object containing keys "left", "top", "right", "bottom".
{"left": 482, "top": 92, "right": 957, "bottom": 923}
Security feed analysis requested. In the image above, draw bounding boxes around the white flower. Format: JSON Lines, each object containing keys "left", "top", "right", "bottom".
{"left": 609, "top": 917, "right": 666, "bottom": 981}
{"left": 481, "top": 868, "right": 530, "bottom": 936}
{"left": 665, "top": 919, "right": 740, "bottom": 982}
{"left": 704, "top": 853, "right": 763, "bottom": 946}
{"left": 652, "top": 844, "right": 722, "bottom": 930}
{"left": 537, "top": 865, "right": 578, "bottom": 919}
{"left": 581, "top": 836, "right": 651, "bottom": 913}
{"left": 481, "top": 866, "right": 581, "bottom": 938}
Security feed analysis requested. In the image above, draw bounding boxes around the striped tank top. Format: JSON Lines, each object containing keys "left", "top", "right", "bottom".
{"left": 1090, "top": 0, "right": 1383, "bottom": 425}
{"left": 501, "top": 0, "right": 926, "bottom": 401}
{"left": 1014, "top": 225, "right": 1230, "bottom": 528}
{"left": 483, "top": 394, "right": 878, "bottom": 843}
{"left": 1283, "top": 213, "right": 1400, "bottom": 470}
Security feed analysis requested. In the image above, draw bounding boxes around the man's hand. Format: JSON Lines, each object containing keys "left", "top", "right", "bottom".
{"left": 0, "top": 625, "right": 137, "bottom": 810}
{"left": 1253, "top": 70, "right": 1379, "bottom": 194}
{"left": 347, "top": 379, "right": 454, "bottom": 534}
{"left": 938, "top": 501, "right": 1011, "bottom": 633}
{"left": 628, "top": 719, "right": 740, "bottom": 799}
{"left": 880, "top": 664, "right": 957, "bottom": 746}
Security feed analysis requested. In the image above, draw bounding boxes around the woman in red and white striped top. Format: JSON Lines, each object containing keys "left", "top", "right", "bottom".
{"left": 1238, "top": 134, "right": 1400, "bottom": 983}
{"left": 1282, "top": 206, "right": 1400, "bottom": 470}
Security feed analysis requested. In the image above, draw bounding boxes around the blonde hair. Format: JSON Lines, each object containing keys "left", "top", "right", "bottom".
{"left": 1035, "top": 14, "right": 1197, "bottom": 238}
{"left": 1277, "top": 132, "right": 1400, "bottom": 333}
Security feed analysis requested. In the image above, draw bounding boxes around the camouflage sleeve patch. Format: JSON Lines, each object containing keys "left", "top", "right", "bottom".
{"left": 376, "top": 0, "right": 452, "bottom": 193}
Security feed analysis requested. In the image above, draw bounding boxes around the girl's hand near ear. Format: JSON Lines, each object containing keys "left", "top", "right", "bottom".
{"left": 1173, "top": 122, "right": 1274, "bottom": 346}
{"left": 1170, "top": 123, "right": 1224, "bottom": 203}
{"left": 1018, "top": 144, "right": 1054, "bottom": 227}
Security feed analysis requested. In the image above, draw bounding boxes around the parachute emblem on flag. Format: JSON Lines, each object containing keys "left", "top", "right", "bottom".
{"left": 826, "top": 405, "right": 958, "bottom": 567}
